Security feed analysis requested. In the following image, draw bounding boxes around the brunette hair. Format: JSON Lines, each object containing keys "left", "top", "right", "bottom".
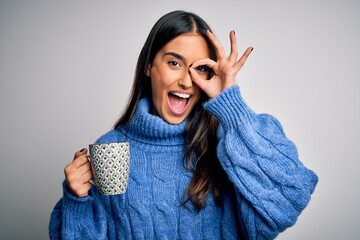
{"left": 114, "top": 10, "right": 226, "bottom": 210}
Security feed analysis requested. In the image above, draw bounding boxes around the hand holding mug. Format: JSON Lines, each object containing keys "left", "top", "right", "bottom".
{"left": 64, "top": 148, "right": 93, "bottom": 197}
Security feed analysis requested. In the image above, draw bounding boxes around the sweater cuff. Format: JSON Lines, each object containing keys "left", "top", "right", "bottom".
{"left": 62, "top": 181, "right": 94, "bottom": 213}
{"left": 203, "top": 85, "right": 256, "bottom": 130}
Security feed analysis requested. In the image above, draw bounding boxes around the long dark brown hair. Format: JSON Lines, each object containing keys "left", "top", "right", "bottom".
{"left": 114, "top": 10, "right": 226, "bottom": 210}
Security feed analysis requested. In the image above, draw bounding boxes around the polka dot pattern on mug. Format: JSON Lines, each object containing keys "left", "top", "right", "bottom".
{"left": 89, "top": 142, "right": 130, "bottom": 195}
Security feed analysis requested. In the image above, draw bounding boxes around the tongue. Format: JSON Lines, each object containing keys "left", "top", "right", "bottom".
{"left": 168, "top": 94, "right": 187, "bottom": 113}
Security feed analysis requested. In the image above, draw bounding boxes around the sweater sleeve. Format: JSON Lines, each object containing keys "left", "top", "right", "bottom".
{"left": 49, "top": 131, "right": 123, "bottom": 239}
{"left": 204, "top": 85, "right": 318, "bottom": 240}
{"left": 48, "top": 181, "right": 110, "bottom": 239}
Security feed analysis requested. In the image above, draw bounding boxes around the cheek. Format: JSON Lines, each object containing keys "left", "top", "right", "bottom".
{"left": 151, "top": 66, "right": 170, "bottom": 88}
{"left": 150, "top": 67, "right": 177, "bottom": 96}
{"left": 151, "top": 80, "right": 163, "bottom": 109}
{"left": 150, "top": 68, "right": 171, "bottom": 109}
{"left": 193, "top": 85, "right": 203, "bottom": 102}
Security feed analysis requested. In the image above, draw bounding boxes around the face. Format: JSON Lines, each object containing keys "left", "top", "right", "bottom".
{"left": 146, "top": 33, "right": 210, "bottom": 124}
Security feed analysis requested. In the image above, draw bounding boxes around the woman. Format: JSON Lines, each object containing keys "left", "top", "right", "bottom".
{"left": 49, "top": 10, "right": 318, "bottom": 239}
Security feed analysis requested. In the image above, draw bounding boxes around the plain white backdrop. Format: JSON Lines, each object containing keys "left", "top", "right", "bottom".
{"left": 0, "top": 1, "right": 359, "bottom": 239}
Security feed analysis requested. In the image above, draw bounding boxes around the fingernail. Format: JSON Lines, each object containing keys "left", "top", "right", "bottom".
{"left": 251, "top": 47, "right": 254, "bottom": 52}
{"left": 232, "top": 30, "right": 236, "bottom": 35}
{"left": 80, "top": 148, "right": 86, "bottom": 152}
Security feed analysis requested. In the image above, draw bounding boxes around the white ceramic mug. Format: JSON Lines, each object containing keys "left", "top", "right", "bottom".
{"left": 89, "top": 142, "right": 130, "bottom": 195}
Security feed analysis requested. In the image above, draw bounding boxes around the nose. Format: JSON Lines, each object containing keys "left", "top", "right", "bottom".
{"left": 178, "top": 69, "right": 193, "bottom": 89}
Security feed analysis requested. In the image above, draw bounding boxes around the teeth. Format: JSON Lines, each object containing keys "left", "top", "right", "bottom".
{"left": 171, "top": 92, "right": 190, "bottom": 99}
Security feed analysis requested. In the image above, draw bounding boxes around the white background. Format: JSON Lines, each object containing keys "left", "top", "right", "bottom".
{"left": 0, "top": 1, "right": 359, "bottom": 239}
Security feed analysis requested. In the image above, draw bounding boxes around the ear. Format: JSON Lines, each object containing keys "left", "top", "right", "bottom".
{"left": 145, "top": 64, "right": 151, "bottom": 77}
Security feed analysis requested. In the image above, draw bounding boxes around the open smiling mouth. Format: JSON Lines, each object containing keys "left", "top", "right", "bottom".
{"left": 167, "top": 92, "right": 191, "bottom": 115}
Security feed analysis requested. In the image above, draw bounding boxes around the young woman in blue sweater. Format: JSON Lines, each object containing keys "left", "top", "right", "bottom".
{"left": 49, "top": 10, "right": 318, "bottom": 239}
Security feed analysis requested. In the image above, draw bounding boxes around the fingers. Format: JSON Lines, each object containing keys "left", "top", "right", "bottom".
{"left": 68, "top": 180, "right": 92, "bottom": 198}
{"left": 189, "top": 67, "right": 209, "bottom": 93}
{"left": 78, "top": 161, "right": 92, "bottom": 177}
{"left": 64, "top": 153, "right": 93, "bottom": 197}
{"left": 228, "top": 30, "right": 238, "bottom": 63}
{"left": 206, "top": 30, "right": 226, "bottom": 60}
{"left": 191, "top": 30, "right": 253, "bottom": 98}
{"left": 234, "top": 46, "right": 254, "bottom": 71}
{"left": 73, "top": 148, "right": 87, "bottom": 160}
{"left": 207, "top": 29, "right": 252, "bottom": 68}
{"left": 78, "top": 166, "right": 93, "bottom": 184}
{"left": 191, "top": 58, "right": 217, "bottom": 71}
{"left": 189, "top": 61, "right": 222, "bottom": 99}
{"left": 65, "top": 152, "right": 91, "bottom": 179}
{"left": 72, "top": 154, "right": 90, "bottom": 169}
{"left": 66, "top": 162, "right": 92, "bottom": 184}
{"left": 189, "top": 58, "right": 216, "bottom": 86}
{"left": 64, "top": 159, "right": 91, "bottom": 181}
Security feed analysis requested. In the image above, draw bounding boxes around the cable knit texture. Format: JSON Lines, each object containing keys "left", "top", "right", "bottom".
{"left": 49, "top": 85, "right": 318, "bottom": 240}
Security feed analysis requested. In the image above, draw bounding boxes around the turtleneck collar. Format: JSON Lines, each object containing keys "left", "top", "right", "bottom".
{"left": 118, "top": 97, "right": 187, "bottom": 147}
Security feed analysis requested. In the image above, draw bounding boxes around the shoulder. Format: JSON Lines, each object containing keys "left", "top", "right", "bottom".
{"left": 94, "top": 128, "right": 126, "bottom": 144}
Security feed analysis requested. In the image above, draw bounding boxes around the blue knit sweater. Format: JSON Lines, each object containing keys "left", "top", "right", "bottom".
{"left": 49, "top": 85, "right": 318, "bottom": 239}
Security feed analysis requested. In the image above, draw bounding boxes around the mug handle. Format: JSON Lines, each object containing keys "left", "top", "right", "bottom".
{"left": 89, "top": 179, "right": 96, "bottom": 185}
{"left": 87, "top": 154, "right": 97, "bottom": 186}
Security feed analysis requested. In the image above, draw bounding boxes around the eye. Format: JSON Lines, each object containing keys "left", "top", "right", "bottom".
{"left": 195, "top": 65, "right": 209, "bottom": 74}
{"left": 168, "top": 60, "right": 181, "bottom": 68}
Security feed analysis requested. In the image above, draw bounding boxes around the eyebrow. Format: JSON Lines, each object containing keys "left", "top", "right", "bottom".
{"left": 163, "top": 52, "right": 185, "bottom": 61}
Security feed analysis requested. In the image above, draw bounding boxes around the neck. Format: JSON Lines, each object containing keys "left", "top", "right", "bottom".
{"left": 118, "top": 97, "right": 187, "bottom": 150}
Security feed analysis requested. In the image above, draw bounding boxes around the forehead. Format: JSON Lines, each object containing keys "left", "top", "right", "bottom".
{"left": 159, "top": 33, "right": 210, "bottom": 59}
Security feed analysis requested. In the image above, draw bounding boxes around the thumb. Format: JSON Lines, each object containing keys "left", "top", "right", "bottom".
{"left": 73, "top": 148, "right": 88, "bottom": 161}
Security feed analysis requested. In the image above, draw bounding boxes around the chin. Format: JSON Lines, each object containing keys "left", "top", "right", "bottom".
{"left": 163, "top": 115, "right": 187, "bottom": 125}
